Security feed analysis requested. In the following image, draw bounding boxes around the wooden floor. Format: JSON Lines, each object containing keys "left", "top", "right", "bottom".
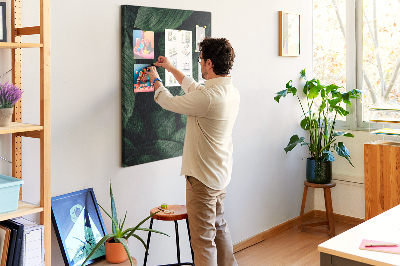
{"left": 234, "top": 217, "right": 354, "bottom": 266}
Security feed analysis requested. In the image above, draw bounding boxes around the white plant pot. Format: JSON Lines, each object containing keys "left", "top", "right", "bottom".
{"left": 0, "top": 108, "right": 14, "bottom": 127}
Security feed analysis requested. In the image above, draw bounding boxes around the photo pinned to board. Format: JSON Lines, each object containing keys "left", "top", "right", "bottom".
{"left": 195, "top": 25, "right": 206, "bottom": 52}
{"left": 165, "top": 29, "right": 192, "bottom": 87}
{"left": 133, "top": 30, "right": 155, "bottom": 59}
{"left": 134, "top": 64, "right": 154, "bottom": 93}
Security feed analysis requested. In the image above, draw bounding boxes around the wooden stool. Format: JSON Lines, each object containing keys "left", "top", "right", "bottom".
{"left": 143, "top": 205, "right": 194, "bottom": 266}
{"left": 298, "top": 181, "right": 336, "bottom": 237}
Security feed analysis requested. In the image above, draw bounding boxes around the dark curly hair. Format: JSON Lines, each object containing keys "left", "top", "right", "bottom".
{"left": 199, "top": 37, "right": 235, "bottom": 75}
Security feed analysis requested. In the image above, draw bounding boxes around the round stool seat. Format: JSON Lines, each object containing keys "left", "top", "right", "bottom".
{"left": 304, "top": 181, "right": 336, "bottom": 188}
{"left": 144, "top": 205, "right": 194, "bottom": 265}
{"left": 150, "top": 205, "right": 188, "bottom": 221}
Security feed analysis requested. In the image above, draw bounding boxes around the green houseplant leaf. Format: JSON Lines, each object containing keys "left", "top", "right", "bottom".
{"left": 274, "top": 81, "right": 298, "bottom": 103}
{"left": 284, "top": 135, "right": 305, "bottom": 153}
{"left": 343, "top": 132, "right": 354, "bottom": 137}
{"left": 110, "top": 183, "right": 118, "bottom": 234}
{"left": 114, "top": 238, "right": 133, "bottom": 266}
{"left": 321, "top": 150, "right": 335, "bottom": 162}
{"left": 332, "top": 131, "right": 354, "bottom": 138}
{"left": 300, "top": 117, "right": 310, "bottom": 130}
{"left": 335, "top": 142, "right": 354, "bottom": 167}
{"left": 308, "top": 84, "right": 321, "bottom": 99}
{"left": 274, "top": 89, "right": 288, "bottom": 103}
{"left": 131, "top": 233, "right": 148, "bottom": 250}
{"left": 300, "top": 69, "right": 306, "bottom": 78}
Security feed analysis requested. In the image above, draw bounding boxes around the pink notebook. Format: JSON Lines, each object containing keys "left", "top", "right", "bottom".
{"left": 359, "top": 239, "right": 400, "bottom": 255}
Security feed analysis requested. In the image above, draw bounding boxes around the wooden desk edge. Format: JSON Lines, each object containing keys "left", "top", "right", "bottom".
{"left": 318, "top": 246, "right": 394, "bottom": 266}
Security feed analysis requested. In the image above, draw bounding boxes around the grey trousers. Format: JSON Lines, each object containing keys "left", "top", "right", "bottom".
{"left": 186, "top": 176, "right": 238, "bottom": 266}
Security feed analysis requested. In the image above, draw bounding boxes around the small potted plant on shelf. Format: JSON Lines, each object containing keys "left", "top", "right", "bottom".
{"left": 0, "top": 82, "right": 23, "bottom": 127}
{"left": 274, "top": 69, "right": 362, "bottom": 184}
{"left": 81, "top": 183, "right": 168, "bottom": 266}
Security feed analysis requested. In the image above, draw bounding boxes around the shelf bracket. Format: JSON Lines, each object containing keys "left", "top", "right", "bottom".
{"left": 17, "top": 26, "right": 40, "bottom": 36}
{"left": 16, "top": 131, "right": 41, "bottom": 138}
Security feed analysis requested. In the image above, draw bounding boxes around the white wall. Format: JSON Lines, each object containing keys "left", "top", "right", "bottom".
{"left": 1, "top": 0, "right": 315, "bottom": 265}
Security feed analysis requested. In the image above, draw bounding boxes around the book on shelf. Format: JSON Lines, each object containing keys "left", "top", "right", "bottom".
{"left": 370, "top": 128, "right": 400, "bottom": 135}
{"left": 11, "top": 217, "right": 44, "bottom": 266}
{"left": 0, "top": 225, "right": 11, "bottom": 266}
{"left": 369, "top": 104, "right": 400, "bottom": 111}
{"left": 0, "top": 218, "right": 44, "bottom": 266}
{"left": 0, "top": 222, "right": 16, "bottom": 266}
{"left": 0, "top": 220, "right": 23, "bottom": 266}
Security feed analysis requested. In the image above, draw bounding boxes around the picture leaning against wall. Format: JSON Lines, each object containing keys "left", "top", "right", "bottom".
{"left": 121, "top": 5, "right": 211, "bottom": 167}
{"left": 51, "top": 189, "right": 107, "bottom": 266}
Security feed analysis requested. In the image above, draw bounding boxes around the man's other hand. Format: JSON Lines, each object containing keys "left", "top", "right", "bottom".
{"left": 154, "top": 56, "right": 175, "bottom": 72}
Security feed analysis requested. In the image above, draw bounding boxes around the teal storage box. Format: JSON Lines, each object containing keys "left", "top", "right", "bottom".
{"left": 0, "top": 175, "right": 24, "bottom": 214}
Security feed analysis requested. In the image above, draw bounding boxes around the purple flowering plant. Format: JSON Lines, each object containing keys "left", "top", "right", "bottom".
{"left": 0, "top": 82, "right": 23, "bottom": 109}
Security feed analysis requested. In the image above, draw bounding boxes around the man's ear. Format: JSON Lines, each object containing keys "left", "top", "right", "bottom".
{"left": 206, "top": 59, "right": 213, "bottom": 69}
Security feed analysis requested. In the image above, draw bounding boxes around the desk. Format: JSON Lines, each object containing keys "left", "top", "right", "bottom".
{"left": 318, "top": 205, "right": 400, "bottom": 266}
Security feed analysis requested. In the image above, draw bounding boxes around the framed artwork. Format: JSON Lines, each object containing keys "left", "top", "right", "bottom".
{"left": 0, "top": 2, "right": 6, "bottom": 42}
{"left": 279, "top": 11, "right": 300, "bottom": 56}
{"left": 51, "top": 188, "right": 107, "bottom": 266}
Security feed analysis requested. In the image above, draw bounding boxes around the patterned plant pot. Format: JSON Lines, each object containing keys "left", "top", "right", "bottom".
{"left": 306, "top": 158, "right": 332, "bottom": 184}
{"left": 0, "top": 108, "right": 13, "bottom": 127}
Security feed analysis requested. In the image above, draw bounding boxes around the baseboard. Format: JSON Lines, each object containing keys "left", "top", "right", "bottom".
{"left": 233, "top": 210, "right": 365, "bottom": 253}
{"left": 314, "top": 210, "right": 364, "bottom": 226}
{"left": 233, "top": 210, "right": 315, "bottom": 253}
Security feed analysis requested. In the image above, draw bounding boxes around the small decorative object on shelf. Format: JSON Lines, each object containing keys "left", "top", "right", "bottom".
{"left": 0, "top": 175, "right": 23, "bottom": 214}
{"left": 0, "top": 82, "right": 23, "bottom": 127}
{"left": 369, "top": 104, "right": 400, "bottom": 136}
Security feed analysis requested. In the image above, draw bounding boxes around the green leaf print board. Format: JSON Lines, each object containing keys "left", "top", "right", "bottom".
{"left": 121, "top": 5, "right": 211, "bottom": 166}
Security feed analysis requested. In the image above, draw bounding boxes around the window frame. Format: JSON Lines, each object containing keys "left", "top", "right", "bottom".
{"left": 315, "top": 0, "right": 400, "bottom": 131}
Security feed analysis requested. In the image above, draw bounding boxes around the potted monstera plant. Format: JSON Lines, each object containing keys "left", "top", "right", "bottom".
{"left": 274, "top": 69, "right": 362, "bottom": 184}
{"left": 82, "top": 183, "right": 168, "bottom": 266}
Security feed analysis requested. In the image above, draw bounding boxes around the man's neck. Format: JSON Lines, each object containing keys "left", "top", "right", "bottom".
{"left": 206, "top": 72, "right": 228, "bottom": 80}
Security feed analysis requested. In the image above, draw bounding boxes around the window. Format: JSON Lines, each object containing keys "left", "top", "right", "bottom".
{"left": 313, "top": 0, "right": 400, "bottom": 130}
{"left": 313, "top": 0, "right": 347, "bottom": 122}
{"left": 362, "top": 0, "right": 400, "bottom": 123}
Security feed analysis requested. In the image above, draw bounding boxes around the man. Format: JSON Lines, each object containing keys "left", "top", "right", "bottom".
{"left": 144, "top": 37, "right": 239, "bottom": 266}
